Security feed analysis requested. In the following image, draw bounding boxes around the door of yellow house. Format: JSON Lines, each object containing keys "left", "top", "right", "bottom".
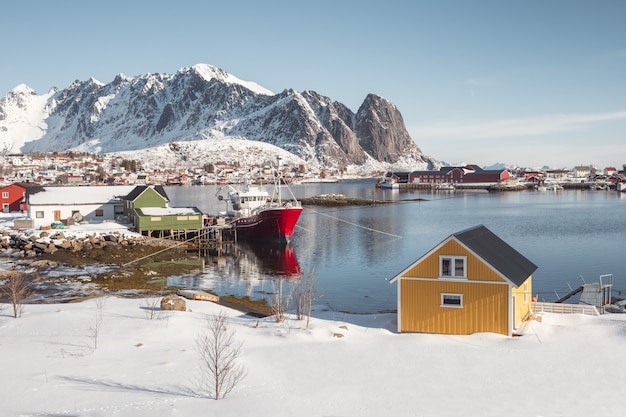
{"left": 54, "top": 210, "right": 61, "bottom": 222}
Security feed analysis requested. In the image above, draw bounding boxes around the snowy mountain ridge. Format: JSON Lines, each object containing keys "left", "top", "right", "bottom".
{"left": 0, "top": 64, "right": 439, "bottom": 173}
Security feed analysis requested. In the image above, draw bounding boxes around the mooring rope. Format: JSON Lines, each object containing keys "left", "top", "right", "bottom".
{"left": 304, "top": 208, "right": 403, "bottom": 239}
{"left": 123, "top": 203, "right": 402, "bottom": 266}
{"left": 122, "top": 234, "right": 200, "bottom": 266}
{"left": 122, "top": 221, "right": 238, "bottom": 266}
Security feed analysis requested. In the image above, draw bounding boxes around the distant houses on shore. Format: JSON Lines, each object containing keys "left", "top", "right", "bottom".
{"left": 383, "top": 164, "right": 626, "bottom": 188}
{"left": 0, "top": 151, "right": 624, "bottom": 188}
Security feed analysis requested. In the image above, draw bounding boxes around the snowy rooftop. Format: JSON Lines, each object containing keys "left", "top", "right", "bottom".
{"left": 28, "top": 185, "right": 137, "bottom": 205}
{"left": 138, "top": 207, "right": 202, "bottom": 216}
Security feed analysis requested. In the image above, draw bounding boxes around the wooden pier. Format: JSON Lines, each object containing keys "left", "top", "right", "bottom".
{"left": 146, "top": 221, "right": 237, "bottom": 257}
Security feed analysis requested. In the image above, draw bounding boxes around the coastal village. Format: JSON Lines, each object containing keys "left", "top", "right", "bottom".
{"left": 0, "top": 150, "right": 623, "bottom": 243}
{"left": 0, "top": 151, "right": 625, "bottom": 189}
{"left": 0, "top": 151, "right": 625, "bottom": 245}
{"left": 0, "top": 150, "right": 623, "bottom": 332}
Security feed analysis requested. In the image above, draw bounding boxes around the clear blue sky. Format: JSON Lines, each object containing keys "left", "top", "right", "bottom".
{"left": 3, "top": 0, "right": 625, "bottom": 168}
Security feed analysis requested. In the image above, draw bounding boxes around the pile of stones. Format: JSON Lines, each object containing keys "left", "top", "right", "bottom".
{"left": 0, "top": 230, "right": 146, "bottom": 257}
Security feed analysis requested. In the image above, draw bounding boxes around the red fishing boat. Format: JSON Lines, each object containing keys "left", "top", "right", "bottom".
{"left": 216, "top": 162, "right": 302, "bottom": 243}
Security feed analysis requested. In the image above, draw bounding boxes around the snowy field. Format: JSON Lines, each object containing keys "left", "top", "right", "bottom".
{"left": 1, "top": 296, "right": 626, "bottom": 417}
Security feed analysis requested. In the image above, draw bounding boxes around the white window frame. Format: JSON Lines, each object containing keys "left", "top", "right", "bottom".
{"left": 439, "top": 255, "right": 467, "bottom": 279}
{"left": 1, "top": 192, "right": 8, "bottom": 199}
{"left": 441, "top": 293, "right": 463, "bottom": 308}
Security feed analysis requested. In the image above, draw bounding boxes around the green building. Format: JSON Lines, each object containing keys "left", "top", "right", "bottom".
{"left": 123, "top": 185, "right": 204, "bottom": 237}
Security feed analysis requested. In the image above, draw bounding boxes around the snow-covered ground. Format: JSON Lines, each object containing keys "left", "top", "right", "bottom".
{"left": 1, "top": 296, "right": 625, "bottom": 417}
{"left": 0, "top": 212, "right": 141, "bottom": 240}
{"left": 2, "top": 212, "right": 626, "bottom": 416}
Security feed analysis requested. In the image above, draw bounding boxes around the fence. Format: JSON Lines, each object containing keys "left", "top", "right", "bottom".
{"left": 532, "top": 302, "right": 601, "bottom": 316}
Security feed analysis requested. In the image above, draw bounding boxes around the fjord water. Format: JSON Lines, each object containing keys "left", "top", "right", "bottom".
{"left": 165, "top": 181, "right": 626, "bottom": 313}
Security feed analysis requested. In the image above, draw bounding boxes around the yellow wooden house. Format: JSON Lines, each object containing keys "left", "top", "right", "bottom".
{"left": 389, "top": 225, "right": 538, "bottom": 336}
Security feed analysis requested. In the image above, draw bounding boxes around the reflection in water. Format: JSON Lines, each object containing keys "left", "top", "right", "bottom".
{"left": 166, "top": 183, "right": 626, "bottom": 313}
{"left": 168, "top": 242, "right": 301, "bottom": 303}
{"left": 226, "top": 242, "right": 302, "bottom": 278}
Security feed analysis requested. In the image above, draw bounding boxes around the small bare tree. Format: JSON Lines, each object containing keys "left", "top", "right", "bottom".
{"left": 196, "top": 312, "right": 247, "bottom": 400}
{"left": 270, "top": 278, "right": 294, "bottom": 323}
{"left": 1, "top": 272, "right": 33, "bottom": 318}
{"left": 140, "top": 284, "right": 168, "bottom": 320}
{"left": 291, "top": 271, "right": 316, "bottom": 329}
{"left": 88, "top": 296, "right": 106, "bottom": 350}
{"left": 270, "top": 290, "right": 286, "bottom": 323}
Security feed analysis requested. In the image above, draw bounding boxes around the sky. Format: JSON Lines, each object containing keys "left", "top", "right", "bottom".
{"left": 2, "top": 0, "right": 625, "bottom": 169}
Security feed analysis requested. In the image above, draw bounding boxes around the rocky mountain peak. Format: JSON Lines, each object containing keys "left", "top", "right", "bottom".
{"left": 0, "top": 65, "right": 439, "bottom": 172}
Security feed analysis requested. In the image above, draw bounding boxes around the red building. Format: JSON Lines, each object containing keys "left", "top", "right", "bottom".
{"left": 0, "top": 182, "right": 44, "bottom": 213}
{"left": 409, "top": 165, "right": 510, "bottom": 184}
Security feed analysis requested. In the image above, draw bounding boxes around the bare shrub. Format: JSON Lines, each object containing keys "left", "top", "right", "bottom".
{"left": 270, "top": 278, "right": 294, "bottom": 323}
{"left": 1, "top": 272, "right": 33, "bottom": 318}
{"left": 141, "top": 285, "right": 168, "bottom": 320}
{"left": 141, "top": 296, "right": 169, "bottom": 320}
{"left": 291, "top": 271, "right": 316, "bottom": 328}
{"left": 270, "top": 290, "right": 285, "bottom": 322}
{"left": 88, "top": 296, "right": 106, "bottom": 350}
{"left": 196, "top": 312, "right": 247, "bottom": 400}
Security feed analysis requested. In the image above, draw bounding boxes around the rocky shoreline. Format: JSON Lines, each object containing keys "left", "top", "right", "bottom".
{"left": 299, "top": 194, "right": 400, "bottom": 206}
{"left": 0, "top": 228, "right": 196, "bottom": 297}
{"left": 0, "top": 229, "right": 154, "bottom": 257}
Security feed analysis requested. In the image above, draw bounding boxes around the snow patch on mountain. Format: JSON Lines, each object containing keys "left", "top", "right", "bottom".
{"left": 112, "top": 138, "right": 307, "bottom": 172}
{"left": 0, "top": 85, "right": 56, "bottom": 152}
{"left": 189, "top": 64, "right": 273, "bottom": 96}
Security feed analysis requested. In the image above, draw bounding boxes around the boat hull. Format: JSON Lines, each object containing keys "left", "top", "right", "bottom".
{"left": 233, "top": 206, "right": 303, "bottom": 243}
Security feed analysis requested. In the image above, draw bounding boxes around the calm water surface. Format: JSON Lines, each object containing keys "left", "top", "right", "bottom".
{"left": 165, "top": 181, "right": 626, "bottom": 313}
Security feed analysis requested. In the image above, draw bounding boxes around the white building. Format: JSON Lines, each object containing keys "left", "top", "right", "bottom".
{"left": 27, "top": 185, "right": 137, "bottom": 228}
{"left": 572, "top": 165, "right": 592, "bottom": 179}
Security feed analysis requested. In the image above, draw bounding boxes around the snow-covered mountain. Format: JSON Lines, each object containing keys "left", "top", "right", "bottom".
{"left": 0, "top": 64, "right": 439, "bottom": 173}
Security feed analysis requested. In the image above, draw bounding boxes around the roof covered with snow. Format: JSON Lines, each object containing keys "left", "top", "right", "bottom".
{"left": 137, "top": 207, "right": 202, "bottom": 216}
{"left": 28, "top": 185, "right": 137, "bottom": 205}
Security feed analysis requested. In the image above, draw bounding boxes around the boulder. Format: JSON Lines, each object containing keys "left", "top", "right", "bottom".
{"left": 160, "top": 294, "right": 186, "bottom": 311}
{"left": 104, "top": 234, "right": 119, "bottom": 243}
{"left": 58, "top": 240, "right": 73, "bottom": 249}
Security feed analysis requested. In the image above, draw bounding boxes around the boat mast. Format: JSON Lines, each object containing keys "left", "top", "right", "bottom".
{"left": 276, "top": 156, "right": 282, "bottom": 205}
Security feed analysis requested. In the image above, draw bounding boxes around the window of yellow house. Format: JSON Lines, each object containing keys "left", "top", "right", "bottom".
{"left": 441, "top": 293, "right": 463, "bottom": 308}
{"left": 440, "top": 256, "right": 466, "bottom": 278}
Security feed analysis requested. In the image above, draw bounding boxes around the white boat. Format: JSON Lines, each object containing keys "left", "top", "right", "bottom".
{"left": 379, "top": 177, "right": 399, "bottom": 189}
{"left": 545, "top": 184, "right": 564, "bottom": 191}
{"left": 431, "top": 182, "right": 455, "bottom": 191}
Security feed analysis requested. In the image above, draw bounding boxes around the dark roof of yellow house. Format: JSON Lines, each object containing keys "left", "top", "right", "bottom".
{"left": 453, "top": 224, "right": 538, "bottom": 287}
